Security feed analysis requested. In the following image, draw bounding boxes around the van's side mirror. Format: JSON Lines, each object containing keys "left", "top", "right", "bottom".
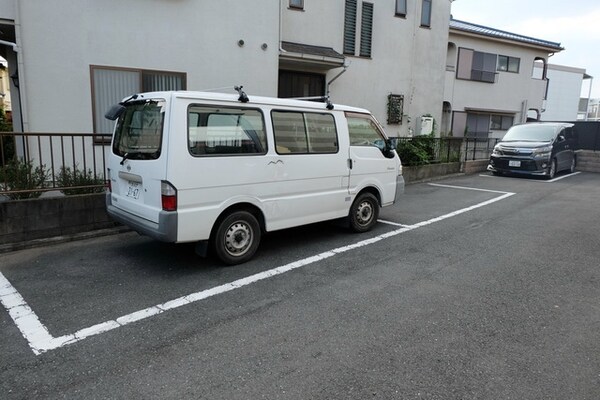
{"left": 557, "top": 134, "right": 566, "bottom": 143}
{"left": 105, "top": 104, "right": 126, "bottom": 121}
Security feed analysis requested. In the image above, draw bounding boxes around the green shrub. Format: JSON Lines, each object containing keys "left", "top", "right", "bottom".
{"left": 57, "top": 165, "right": 105, "bottom": 195}
{"left": 396, "top": 134, "right": 437, "bottom": 166}
{"left": 0, "top": 158, "right": 48, "bottom": 200}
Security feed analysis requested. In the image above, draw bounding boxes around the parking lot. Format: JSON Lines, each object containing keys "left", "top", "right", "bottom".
{"left": 2, "top": 172, "right": 599, "bottom": 399}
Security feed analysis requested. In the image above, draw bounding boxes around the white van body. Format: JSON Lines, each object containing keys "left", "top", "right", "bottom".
{"left": 106, "top": 90, "right": 404, "bottom": 264}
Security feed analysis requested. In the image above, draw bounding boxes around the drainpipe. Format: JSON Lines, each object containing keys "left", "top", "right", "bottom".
{"left": 585, "top": 77, "right": 593, "bottom": 121}
{"left": 326, "top": 63, "right": 349, "bottom": 99}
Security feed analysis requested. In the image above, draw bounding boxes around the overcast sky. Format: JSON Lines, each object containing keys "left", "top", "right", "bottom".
{"left": 451, "top": 0, "right": 600, "bottom": 98}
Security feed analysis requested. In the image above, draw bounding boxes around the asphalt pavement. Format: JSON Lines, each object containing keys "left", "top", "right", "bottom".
{"left": 1, "top": 172, "right": 599, "bottom": 399}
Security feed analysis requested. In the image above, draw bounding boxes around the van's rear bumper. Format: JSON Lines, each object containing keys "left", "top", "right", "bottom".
{"left": 393, "top": 175, "right": 405, "bottom": 203}
{"left": 106, "top": 194, "right": 178, "bottom": 242}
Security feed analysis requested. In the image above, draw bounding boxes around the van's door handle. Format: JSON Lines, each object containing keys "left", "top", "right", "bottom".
{"left": 348, "top": 159, "right": 353, "bottom": 169}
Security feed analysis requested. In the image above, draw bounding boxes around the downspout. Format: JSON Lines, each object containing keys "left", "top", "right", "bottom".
{"left": 585, "top": 77, "right": 593, "bottom": 121}
{"left": 326, "top": 63, "right": 349, "bottom": 99}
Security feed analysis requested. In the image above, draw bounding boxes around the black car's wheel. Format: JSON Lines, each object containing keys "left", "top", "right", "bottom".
{"left": 348, "top": 192, "right": 379, "bottom": 233}
{"left": 569, "top": 156, "right": 576, "bottom": 173}
{"left": 547, "top": 159, "right": 557, "bottom": 179}
{"left": 213, "top": 211, "right": 261, "bottom": 265}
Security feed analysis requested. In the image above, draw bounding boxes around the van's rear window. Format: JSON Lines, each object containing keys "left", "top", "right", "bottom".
{"left": 112, "top": 99, "right": 165, "bottom": 160}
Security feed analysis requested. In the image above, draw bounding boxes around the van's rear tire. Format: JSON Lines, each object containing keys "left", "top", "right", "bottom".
{"left": 348, "top": 192, "right": 379, "bottom": 233}
{"left": 213, "top": 211, "right": 261, "bottom": 265}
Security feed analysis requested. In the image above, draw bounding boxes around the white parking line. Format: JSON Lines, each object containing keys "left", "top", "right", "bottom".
{"left": 479, "top": 171, "right": 581, "bottom": 182}
{"left": 0, "top": 185, "right": 515, "bottom": 355}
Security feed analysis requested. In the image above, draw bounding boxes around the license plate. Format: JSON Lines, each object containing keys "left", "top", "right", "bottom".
{"left": 126, "top": 181, "right": 141, "bottom": 199}
{"left": 509, "top": 160, "right": 521, "bottom": 167}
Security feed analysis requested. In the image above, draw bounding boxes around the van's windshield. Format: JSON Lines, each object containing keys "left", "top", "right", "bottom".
{"left": 112, "top": 99, "right": 166, "bottom": 160}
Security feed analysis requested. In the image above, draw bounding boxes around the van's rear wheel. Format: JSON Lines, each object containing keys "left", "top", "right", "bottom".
{"left": 348, "top": 192, "right": 379, "bottom": 232}
{"left": 213, "top": 211, "right": 261, "bottom": 265}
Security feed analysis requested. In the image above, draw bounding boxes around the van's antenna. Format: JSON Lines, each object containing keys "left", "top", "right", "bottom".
{"left": 234, "top": 86, "right": 249, "bottom": 103}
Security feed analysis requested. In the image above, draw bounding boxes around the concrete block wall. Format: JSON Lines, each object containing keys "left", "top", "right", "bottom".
{"left": 0, "top": 193, "right": 118, "bottom": 246}
{"left": 576, "top": 150, "right": 600, "bottom": 173}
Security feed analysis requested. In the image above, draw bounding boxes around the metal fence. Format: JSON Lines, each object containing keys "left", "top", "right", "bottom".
{"left": 1, "top": 132, "right": 111, "bottom": 199}
{"left": 1, "top": 132, "right": 500, "bottom": 198}
{"left": 396, "top": 136, "right": 497, "bottom": 166}
{"left": 463, "top": 137, "right": 499, "bottom": 162}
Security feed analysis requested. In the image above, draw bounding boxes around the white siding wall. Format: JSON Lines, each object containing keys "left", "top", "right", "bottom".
{"left": 283, "top": 0, "right": 452, "bottom": 137}
{"left": 538, "top": 64, "right": 585, "bottom": 121}
{"left": 15, "top": 0, "right": 280, "bottom": 133}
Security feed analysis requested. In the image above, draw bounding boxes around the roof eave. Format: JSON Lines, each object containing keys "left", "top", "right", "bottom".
{"left": 450, "top": 29, "right": 564, "bottom": 53}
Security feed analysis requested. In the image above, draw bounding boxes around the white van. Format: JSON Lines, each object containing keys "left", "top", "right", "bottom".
{"left": 105, "top": 89, "right": 404, "bottom": 265}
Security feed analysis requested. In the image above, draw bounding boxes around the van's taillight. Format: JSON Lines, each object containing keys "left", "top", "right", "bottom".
{"left": 106, "top": 169, "right": 112, "bottom": 192}
{"left": 161, "top": 181, "right": 177, "bottom": 211}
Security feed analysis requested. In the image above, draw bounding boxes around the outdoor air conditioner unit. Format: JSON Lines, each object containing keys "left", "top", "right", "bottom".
{"left": 417, "top": 116, "right": 434, "bottom": 136}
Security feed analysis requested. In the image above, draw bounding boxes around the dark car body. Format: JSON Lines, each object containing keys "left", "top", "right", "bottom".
{"left": 487, "top": 122, "right": 578, "bottom": 179}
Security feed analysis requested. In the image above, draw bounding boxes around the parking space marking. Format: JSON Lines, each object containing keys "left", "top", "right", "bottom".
{"left": 1, "top": 185, "right": 515, "bottom": 355}
{"left": 479, "top": 171, "right": 581, "bottom": 182}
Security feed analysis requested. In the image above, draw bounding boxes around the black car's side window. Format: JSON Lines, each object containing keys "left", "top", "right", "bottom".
{"left": 564, "top": 128, "right": 574, "bottom": 141}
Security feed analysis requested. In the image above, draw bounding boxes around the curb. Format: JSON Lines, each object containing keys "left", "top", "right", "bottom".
{"left": 0, "top": 226, "right": 132, "bottom": 254}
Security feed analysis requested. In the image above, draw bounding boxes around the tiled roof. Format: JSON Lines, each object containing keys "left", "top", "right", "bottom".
{"left": 450, "top": 19, "right": 563, "bottom": 51}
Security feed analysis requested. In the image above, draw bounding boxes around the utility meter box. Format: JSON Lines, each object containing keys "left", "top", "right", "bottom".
{"left": 417, "top": 116, "right": 434, "bottom": 136}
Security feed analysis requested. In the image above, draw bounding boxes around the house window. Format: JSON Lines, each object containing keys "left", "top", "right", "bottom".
{"left": 344, "top": 0, "right": 374, "bottom": 57}
{"left": 289, "top": 0, "right": 304, "bottom": 10}
{"left": 456, "top": 48, "right": 497, "bottom": 83}
{"left": 491, "top": 115, "right": 514, "bottom": 130}
{"left": 344, "top": 0, "right": 358, "bottom": 55}
{"left": 497, "top": 55, "right": 520, "bottom": 73}
{"left": 466, "top": 113, "right": 491, "bottom": 139}
{"left": 278, "top": 70, "right": 325, "bottom": 98}
{"left": 395, "top": 0, "right": 407, "bottom": 17}
{"left": 360, "top": 2, "right": 374, "bottom": 57}
{"left": 91, "top": 66, "right": 185, "bottom": 134}
{"left": 421, "top": 0, "right": 432, "bottom": 27}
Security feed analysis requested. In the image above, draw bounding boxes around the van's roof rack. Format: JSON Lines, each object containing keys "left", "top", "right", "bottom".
{"left": 290, "top": 95, "right": 334, "bottom": 110}
{"left": 234, "top": 86, "right": 249, "bottom": 103}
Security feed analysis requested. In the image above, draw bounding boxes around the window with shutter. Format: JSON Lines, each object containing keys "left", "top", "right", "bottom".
{"left": 360, "top": 2, "right": 373, "bottom": 57}
{"left": 344, "top": 0, "right": 357, "bottom": 55}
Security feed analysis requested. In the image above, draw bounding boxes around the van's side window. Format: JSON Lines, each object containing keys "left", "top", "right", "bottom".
{"left": 188, "top": 106, "right": 267, "bottom": 156}
{"left": 347, "top": 113, "right": 386, "bottom": 146}
{"left": 272, "top": 111, "right": 338, "bottom": 154}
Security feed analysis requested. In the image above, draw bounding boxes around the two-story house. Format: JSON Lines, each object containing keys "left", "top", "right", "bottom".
{"left": 0, "top": 0, "right": 451, "bottom": 141}
{"left": 444, "top": 19, "right": 564, "bottom": 139}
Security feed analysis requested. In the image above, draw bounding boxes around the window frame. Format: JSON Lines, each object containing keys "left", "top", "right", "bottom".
{"left": 497, "top": 55, "right": 520, "bottom": 73}
{"left": 187, "top": 104, "right": 268, "bottom": 157}
{"left": 395, "top": 0, "right": 407, "bottom": 17}
{"left": 490, "top": 114, "right": 514, "bottom": 131}
{"left": 345, "top": 112, "right": 388, "bottom": 147}
{"left": 271, "top": 110, "right": 339, "bottom": 155}
{"left": 359, "top": 2, "right": 374, "bottom": 58}
{"left": 90, "top": 65, "right": 186, "bottom": 136}
{"left": 289, "top": 0, "right": 304, "bottom": 10}
{"left": 420, "top": 0, "right": 432, "bottom": 27}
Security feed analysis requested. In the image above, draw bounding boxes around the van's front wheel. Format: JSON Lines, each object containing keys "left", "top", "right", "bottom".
{"left": 213, "top": 211, "right": 261, "bottom": 265}
{"left": 348, "top": 192, "right": 379, "bottom": 232}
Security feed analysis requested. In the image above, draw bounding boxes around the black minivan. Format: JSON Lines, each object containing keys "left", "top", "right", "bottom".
{"left": 487, "top": 122, "right": 577, "bottom": 179}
